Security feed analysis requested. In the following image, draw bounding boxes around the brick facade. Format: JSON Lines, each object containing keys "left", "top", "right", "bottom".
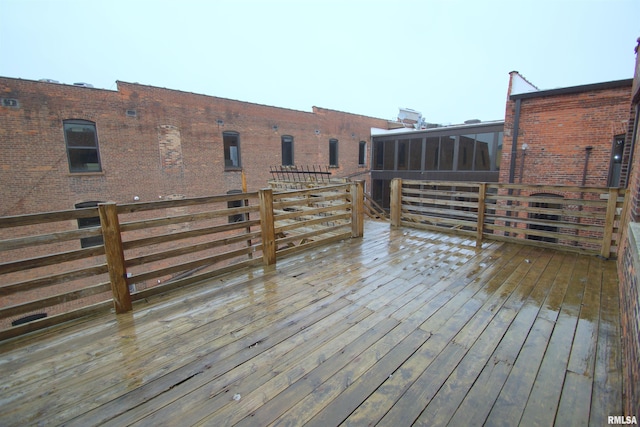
{"left": 501, "top": 72, "right": 632, "bottom": 187}
{"left": 617, "top": 38, "right": 640, "bottom": 418}
{"left": 0, "top": 77, "right": 389, "bottom": 217}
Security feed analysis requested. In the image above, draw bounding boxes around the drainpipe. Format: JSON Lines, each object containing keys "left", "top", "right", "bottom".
{"left": 505, "top": 98, "right": 522, "bottom": 235}
{"left": 508, "top": 98, "right": 522, "bottom": 184}
{"left": 582, "top": 146, "right": 593, "bottom": 187}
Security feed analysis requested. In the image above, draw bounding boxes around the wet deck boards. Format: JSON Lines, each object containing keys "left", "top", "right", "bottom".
{"left": 0, "top": 221, "right": 622, "bottom": 426}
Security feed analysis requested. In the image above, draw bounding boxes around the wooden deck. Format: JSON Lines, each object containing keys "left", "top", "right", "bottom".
{"left": 0, "top": 221, "right": 622, "bottom": 426}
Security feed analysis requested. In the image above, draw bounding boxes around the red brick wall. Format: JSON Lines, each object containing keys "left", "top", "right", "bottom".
{"left": 0, "top": 77, "right": 388, "bottom": 216}
{"left": 501, "top": 76, "right": 632, "bottom": 187}
{"left": 617, "top": 39, "right": 640, "bottom": 417}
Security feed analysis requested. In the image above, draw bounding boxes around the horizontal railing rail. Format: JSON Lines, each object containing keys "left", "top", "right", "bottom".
{"left": 391, "top": 179, "right": 627, "bottom": 258}
{"left": 0, "top": 182, "right": 365, "bottom": 341}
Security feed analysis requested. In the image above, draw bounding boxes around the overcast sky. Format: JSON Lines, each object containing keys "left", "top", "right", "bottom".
{"left": 1, "top": 0, "right": 638, "bottom": 124}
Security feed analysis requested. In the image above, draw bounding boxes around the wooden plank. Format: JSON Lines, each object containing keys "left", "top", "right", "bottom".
{"left": 121, "top": 220, "right": 261, "bottom": 250}
{"left": 116, "top": 192, "right": 260, "bottom": 214}
{"left": 259, "top": 188, "right": 276, "bottom": 265}
{"left": 119, "top": 205, "right": 259, "bottom": 233}
{"left": 477, "top": 182, "right": 486, "bottom": 247}
{"left": 98, "top": 202, "right": 131, "bottom": 313}
{"left": 390, "top": 178, "right": 401, "bottom": 227}
{"left": 448, "top": 251, "right": 568, "bottom": 426}
{"left": 514, "top": 254, "right": 591, "bottom": 426}
{"left": 0, "top": 226, "right": 103, "bottom": 251}
{"left": 0, "top": 264, "right": 109, "bottom": 297}
{"left": 293, "top": 328, "right": 431, "bottom": 427}
{"left": 601, "top": 187, "right": 619, "bottom": 258}
{"left": 0, "top": 245, "right": 105, "bottom": 275}
{"left": 0, "top": 282, "right": 110, "bottom": 318}
{"left": 590, "top": 258, "right": 623, "bottom": 425}
{"left": 351, "top": 180, "right": 364, "bottom": 238}
{"left": 125, "top": 229, "right": 261, "bottom": 267}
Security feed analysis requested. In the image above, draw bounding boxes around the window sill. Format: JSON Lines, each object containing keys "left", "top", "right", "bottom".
{"left": 329, "top": 165, "right": 339, "bottom": 169}
{"left": 224, "top": 167, "right": 243, "bottom": 172}
{"left": 68, "top": 171, "right": 105, "bottom": 177}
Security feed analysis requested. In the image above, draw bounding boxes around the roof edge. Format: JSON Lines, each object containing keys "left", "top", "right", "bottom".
{"left": 510, "top": 78, "right": 633, "bottom": 100}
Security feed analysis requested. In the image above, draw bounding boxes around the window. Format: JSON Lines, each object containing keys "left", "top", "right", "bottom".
{"left": 358, "top": 141, "right": 366, "bottom": 166}
{"left": 75, "top": 201, "right": 104, "bottom": 248}
{"left": 425, "top": 137, "right": 439, "bottom": 170}
{"left": 329, "top": 139, "right": 338, "bottom": 167}
{"left": 64, "top": 120, "right": 101, "bottom": 172}
{"left": 439, "top": 136, "right": 455, "bottom": 170}
{"left": 223, "top": 131, "right": 241, "bottom": 169}
{"left": 397, "top": 140, "right": 408, "bottom": 170}
{"left": 609, "top": 134, "right": 625, "bottom": 187}
{"left": 282, "top": 135, "right": 294, "bottom": 166}
{"left": 409, "top": 138, "right": 423, "bottom": 170}
{"left": 373, "top": 141, "right": 384, "bottom": 170}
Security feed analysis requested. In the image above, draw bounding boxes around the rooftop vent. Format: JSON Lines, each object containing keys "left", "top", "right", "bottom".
{"left": 73, "top": 82, "right": 94, "bottom": 88}
{"left": 464, "top": 119, "right": 482, "bottom": 124}
{"left": 39, "top": 78, "right": 60, "bottom": 84}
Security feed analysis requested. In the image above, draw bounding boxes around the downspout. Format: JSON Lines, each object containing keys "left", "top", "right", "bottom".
{"left": 505, "top": 98, "right": 522, "bottom": 235}
{"left": 509, "top": 98, "right": 522, "bottom": 183}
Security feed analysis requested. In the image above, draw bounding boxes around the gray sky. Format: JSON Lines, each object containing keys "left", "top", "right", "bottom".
{"left": 1, "top": 0, "right": 638, "bottom": 124}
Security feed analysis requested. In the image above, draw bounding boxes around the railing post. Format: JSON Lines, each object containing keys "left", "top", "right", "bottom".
{"left": 476, "top": 183, "right": 487, "bottom": 247}
{"left": 351, "top": 180, "right": 364, "bottom": 238}
{"left": 98, "top": 202, "right": 132, "bottom": 313}
{"left": 259, "top": 188, "right": 276, "bottom": 266}
{"left": 601, "top": 187, "right": 619, "bottom": 259}
{"left": 390, "top": 178, "right": 402, "bottom": 227}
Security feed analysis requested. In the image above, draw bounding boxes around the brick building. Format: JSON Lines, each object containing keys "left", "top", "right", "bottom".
{"left": 0, "top": 77, "right": 390, "bottom": 217}
{"left": 617, "top": 38, "right": 640, "bottom": 418}
{"left": 501, "top": 71, "right": 633, "bottom": 187}
{"left": 502, "top": 63, "right": 639, "bottom": 416}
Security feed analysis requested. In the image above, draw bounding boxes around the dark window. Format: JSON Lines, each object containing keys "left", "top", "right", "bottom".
{"left": 282, "top": 135, "right": 294, "bottom": 166}
{"left": 358, "top": 141, "right": 366, "bottom": 166}
{"left": 409, "top": 138, "right": 423, "bottom": 170}
{"left": 75, "top": 201, "right": 104, "bottom": 248}
{"left": 329, "top": 139, "right": 338, "bottom": 167}
{"left": 64, "top": 120, "right": 101, "bottom": 172}
{"left": 609, "top": 134, "right": 625, "bottom": 187}
{"left": 475, "top": 133, "right": 493, "bottom": 171}
{"left": 439, "top": 136, "right": 455, "bottom": 170}
{"left": 223, "top": 131, "right": 241, "bottom": 169}
{"left": 373, "top": 141, "right": 384, "bottom": 170}
{"left": 383, "top": 141, "right": 395, "bottom": 170}
{"left": 425, "top": 137, "right": 439, "bottom": 170}
{"left": 496, "top": 132, "right": 503, "bottom": 170}
{"left": 397, "top": 140, "right": 408, "bottom": 170}
{"left": 458, "top": 135, "right": 475, "bottom": 171}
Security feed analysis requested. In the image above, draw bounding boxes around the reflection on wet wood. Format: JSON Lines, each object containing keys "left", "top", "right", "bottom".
{"left": 0, "top": 221, "right": 622, "bottom": 426}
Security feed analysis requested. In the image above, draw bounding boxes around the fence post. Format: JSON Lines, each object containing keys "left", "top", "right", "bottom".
{"left": 390, "top": 178, "right": 402, "bottom": 227}
{"left": 476, "top": 183, "right": 487, "bottom": 247}
{"left": 98, "top": 202, "right": 132, "bottom": 314}
{"left": 601, "top": 187, "right": 619, "bottom": 259}
{"left": 351, "top": 180, "right": 364, "bottom": 238}
{"left": 259, "top": 188, "right": 276, "bottom": 266}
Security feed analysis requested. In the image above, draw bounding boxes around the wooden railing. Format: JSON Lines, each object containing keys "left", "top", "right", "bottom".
{"left": 390, "top": 179, "right": 627, "bottom": 258}
{"left": 0, "top": 182, "right": 364, "bottom": 341}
